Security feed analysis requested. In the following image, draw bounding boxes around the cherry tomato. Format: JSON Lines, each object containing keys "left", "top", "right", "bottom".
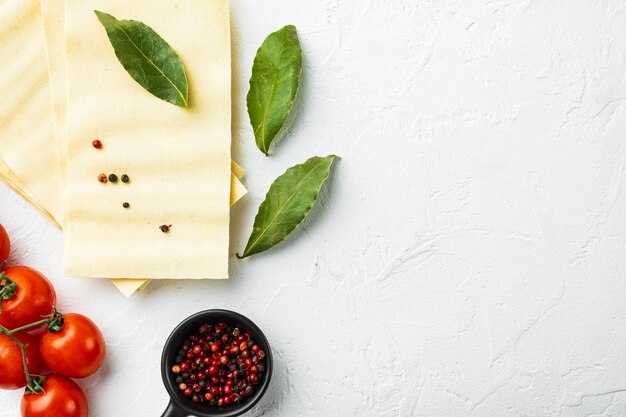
{"left": 21, "top": 374, "right": 88, "bottom": 417}
{"left": 0, "top": 332, "right": 42, "bottom": 390}
{"left": 0, "top": 224, "right": 9, "bottom": 265}
{"left": 40, "top": 313, "right": 106, "bottom": 379}
{"left": 0, "top": 266, "right": 56, "bottom": 329}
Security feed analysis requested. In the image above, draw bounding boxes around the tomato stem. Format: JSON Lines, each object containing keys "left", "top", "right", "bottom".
{"left": 0, "top": 274, "right": 16, "bottom": 313}
{"left": 0, "top": 325, "right": 35, "bottom": 390}
{"left": 5, "top": 310, "right": 64, "bottom": 335}
{"left": 8, "top": 318, "right": 51, "bottom": 335}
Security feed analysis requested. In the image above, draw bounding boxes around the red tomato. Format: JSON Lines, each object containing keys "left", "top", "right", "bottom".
{"left": 21, "top": 374, "right": 88, "bottom": 417}
{"left": 0, "top": 224, "right": 9, "bottom": 265}
{"left": 40, "top": 313, "right": 106, "bottom": 379}
{"left": 0, "top": 332, "right": 42, "bottom": 390}
{"left": 0, "top": 266, "right": 56, "bottom": 329}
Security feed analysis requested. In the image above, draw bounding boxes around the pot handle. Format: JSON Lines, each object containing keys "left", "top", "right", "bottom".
{"left": 161, "top": 400, "right": 189, "bottom": 417}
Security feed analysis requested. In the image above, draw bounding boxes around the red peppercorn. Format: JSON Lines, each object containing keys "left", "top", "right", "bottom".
{"left": 171, "top": 323, "right": 265, "bottom": 408}
{"left": 98, "top": 173, "right": 107, "bottom": 183}
{"left": 92, "top": 139, "right": 102, "bottom": 149}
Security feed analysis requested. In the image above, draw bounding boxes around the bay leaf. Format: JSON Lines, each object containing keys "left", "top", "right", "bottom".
{"left": 94, "top": 11, "right": 189, "bottom": 109}
{"left": 247, "top": 25, "right": 302, "bottom": 156}
{"left": 237, "top": 155, "right": 339, "bottom": 258}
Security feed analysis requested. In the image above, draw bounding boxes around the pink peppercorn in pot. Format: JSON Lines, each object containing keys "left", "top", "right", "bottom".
{"left": 160, "top": 310, "right": 273, "bottom": 417}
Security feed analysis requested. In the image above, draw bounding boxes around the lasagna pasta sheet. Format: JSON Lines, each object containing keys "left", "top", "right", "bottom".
{"left": 63, "top": 0, "right": 233, "bottom": 279}
{"left": 39, "top": 0, "right": 244, "bottom": 294}
{"left": 0, "top": 0, "right": 61, "bottom": 223}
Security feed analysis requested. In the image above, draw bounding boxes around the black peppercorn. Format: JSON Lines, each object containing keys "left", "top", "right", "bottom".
{"left": 121, "top": 174, "right": 130, "bottom": 183}
{"left": 108, "top": 174, "right": 118, "bottom": 182}
{"left": 122, "top": 202, "right": 130, "bottom": 209}
{"left": 160, "top": 224, "right": 171, "bottom": 233}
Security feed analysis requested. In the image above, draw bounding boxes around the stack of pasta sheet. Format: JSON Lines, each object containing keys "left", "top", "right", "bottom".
{"left": 0, "top": 0, "right": 245, "bottom": 296}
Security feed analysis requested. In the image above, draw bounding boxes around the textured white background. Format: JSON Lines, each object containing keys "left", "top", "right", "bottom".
{"left": 2, "top": 0, "right": 626, "bottom": 416}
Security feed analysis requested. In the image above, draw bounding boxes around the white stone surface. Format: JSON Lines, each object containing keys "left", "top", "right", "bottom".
{"left": 2, "top": 0, "right": 626, "bottom": 416}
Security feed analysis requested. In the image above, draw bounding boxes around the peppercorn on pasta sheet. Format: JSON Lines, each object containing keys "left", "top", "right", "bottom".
{"left": 63, "top": 0, "right": 233, "bottom": 279}
{"left": 0, "top": 0, "right": 62, "bottom": 223}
